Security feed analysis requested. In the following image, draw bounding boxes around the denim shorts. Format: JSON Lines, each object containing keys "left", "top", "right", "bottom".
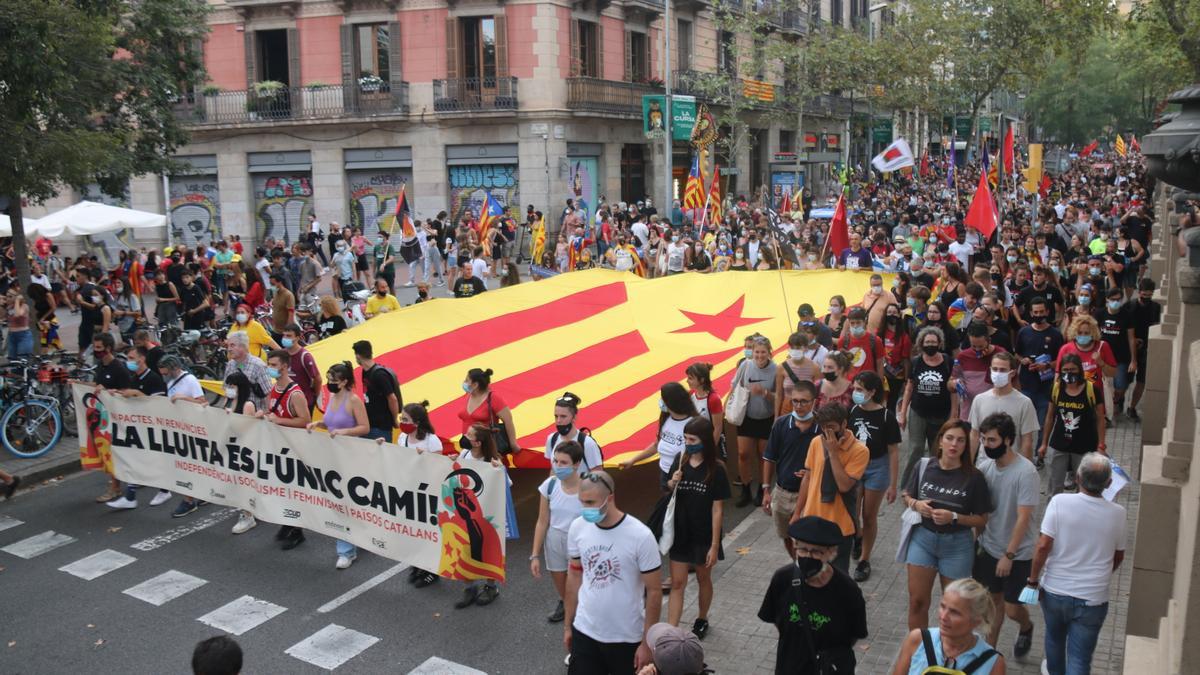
{"left": 1113, "top": 363, "right": 1133, "bottom": 392}
{"left": 906, "top": 526, "right": 975, "bottom": 579}
{"left": 862, "top": 455, "right": 890, "bottom": 492}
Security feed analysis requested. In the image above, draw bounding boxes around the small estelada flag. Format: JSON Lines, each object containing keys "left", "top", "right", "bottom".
{"left": 871, "top": 139, "right": 915, "bottom": 173}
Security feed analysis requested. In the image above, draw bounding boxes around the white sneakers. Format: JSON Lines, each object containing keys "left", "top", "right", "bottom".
{"left": 335, "top": 553, "right": 357, "bottom": 570}
{"left": 149, "top": 490, "right": 172, "bottom": 506}
{"left": 231, "top": 512, "right": 257, "bottom": 534}
{"left": 106, "top": 496, "right": 137, "bottom": 510}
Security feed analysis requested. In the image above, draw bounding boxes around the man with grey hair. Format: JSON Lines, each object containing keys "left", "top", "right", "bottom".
{"left": 223, "top": 331, "right": 272, "bottom": 410}
{"left": 1025, "top": 452, "right": 1125, "bottom": 675}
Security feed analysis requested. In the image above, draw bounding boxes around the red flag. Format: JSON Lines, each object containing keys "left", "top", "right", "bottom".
{"left": 1039, "top": 174, "right": 1052, "bottom": 198}
{"left": 781, "top": 190, "right": 792, "bottom": 213}
{"left": 1002, "top": 125, "right": 1015, "bottom": 172}
{"left": 827, "top": 193, "right": 850, "bottom": 256}
{"left": 964, "top": 170, "right": 998, "bottom": 239}
{"left": 394, "top": 183, "right": 416, "bottom": 238}
{"left": 1079, "top": 141, "right": 1098, "bottom": 158}
{"left": 1130, "top": 135, "right": 1141, "bottom": 153}
{"left": 920, "top": 152, "right": 930, "bottom": 177}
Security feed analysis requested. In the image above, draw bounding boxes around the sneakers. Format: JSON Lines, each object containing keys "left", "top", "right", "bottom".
{"left": 280, "top": 529, "right": 306, "bottom": 550}
{"left": 149, "top": 490, "right": 172, "bottom": 506}
{"left": 232, "top": 513, "right": 257, "bottom": 534}
{"left": 852, "top": 536, "right": 863, "bottom": 560}
{"left": 547, "top": 600, "right": 565, "bottom": 623}
{"left": 1015, "top": 625, "right": 1035, "bottom": 658}
{"left": 454, "top": 586, "right": 480, "bottom": 609}
{"left": 335, "top": 552, "right": 357, "bottom": 570}
{"left": 1127, "top": 408, "right": 1141, "bottom": 422}
{"left": 172, "top": 500, "right": 199, "bottom": 518}
{"left": 475, "top": 585, "right": 500, "bottom": 606}
{"left": 692, "top": 618, "right": 710, "bottom": 640}
{"left": 3, "top": 476, "right": 21, "bottom": 500}
{"left": 735, "top": 485, "right": 752, "bottom": 508}
{"left": 404, "top": 281, "right": 414, "bottom": 287}
{"left": 413, "top": 571, "right": 439, "bottom": 588}
{"left": 408, "top": 567, "right": 422, "bottom": 584}
{"left": 853, "top": 560, "right": 872, "bottom": 582}
{"left": 106, "top": 496, "right": 137, "bottom": 510}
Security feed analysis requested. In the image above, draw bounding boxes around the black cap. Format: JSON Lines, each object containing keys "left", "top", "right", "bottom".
{"left": 787, "top": 516, "right": 843, "bottom": 546}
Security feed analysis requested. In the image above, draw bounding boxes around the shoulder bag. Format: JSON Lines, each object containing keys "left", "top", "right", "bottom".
{"left": 487, "top": 392, "right": 513, "bottom": 455}
{"left": 896, "top": 457, "right": 931, "bottom": 564}
{"left": 724, "top": 362, "right": 751, "bottom": 426}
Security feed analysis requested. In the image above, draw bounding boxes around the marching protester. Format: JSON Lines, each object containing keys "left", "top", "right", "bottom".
{"left": 396, "top": 402, "right": 443, "bottom": 587}
{"left": 91, "top": 333, "right": 132, "bottom": 504}
{"left": 104, "top": 345, "right": 170, "bottom": 511}
{"left": 457, "top": 367, "right": 519, "bottom": 456}
{"left": 967, "top": 352, "right": 1040, "bottom": 461}
{"left": 222, "top": 370, "right": 260, "bottom": 535}
{"left": 816, "top": 351, "right": 854, "bottom": 410}
{"left": 1015, "top": 295, "right": 1065, "bottom": 431}
{"left": 619, "top": 383, "right": 698, "bottom": 492}
{"left": 1039, "top": 353, "right": 1106, "bottom": 496}
{"left": 307, "top": 362, "right": 371, "bottom": 569}
{"left": 685, "top": 363, "right": 725, "bottom": 448}
{"left": 773, "top": 331, "right": 821, "bottom": 418}
{"left": 453, "top": 423, "right": 509, "bottom": 608}
{"left": 223, "top": 331, "right": 272, "bottom": 411}
{"left": 890, "top": 578, "right": 1004, "bottom": 674}
{"left": 761, "top": 380, "right": 821, "bottom": 557}
{"left": 259, "top": 349, "right": 312, "bottom": 550}
{"left": 733, "top": 335, "right": 777, "bottom": 508}
{"left": 353, "top": 339, "right": 401, "bottom": 441}
{"left": 532, "top": 440, "right": 586, "bottom": 623}
{"left": 847, "top": 371, "right": 901, "bottom": 582}
{"left": 228, "top": 302, "right": 278, "bottom": 360}
{"left": 544, "top": 392, "right": 604, "bottom": 473}
{"left": 899, "top": 326, "right": 958, "bottom": 486}
{"left": 1125, "top": 277, "right": 1161, "bottom": 419}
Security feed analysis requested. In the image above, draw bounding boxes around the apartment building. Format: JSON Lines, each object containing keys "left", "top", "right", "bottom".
{"left": 31, "top": 0, "right": 883, "bottom": 260}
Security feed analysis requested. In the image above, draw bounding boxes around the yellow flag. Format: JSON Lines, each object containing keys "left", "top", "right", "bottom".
{"left": 1115, "top": 134, "right": 1127, "bottom": 158}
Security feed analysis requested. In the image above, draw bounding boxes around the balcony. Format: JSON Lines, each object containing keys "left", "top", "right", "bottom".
{"left": 566, "top": 78, "right": 656, "bottom": 117}
{"left": 173, "top": 83, "right": 410, "bottom": 126}
{"left": 432, "top": 77, "right": 519, "bottom": 113}
{"left": 672, "top": 70, "right": 778, "bottom": 110}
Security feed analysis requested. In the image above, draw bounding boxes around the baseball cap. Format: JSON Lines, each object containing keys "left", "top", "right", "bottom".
{"left": 646, "top": 623, "right": 705, "bottom": 675}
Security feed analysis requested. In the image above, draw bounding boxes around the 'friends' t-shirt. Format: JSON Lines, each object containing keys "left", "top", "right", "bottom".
{"left": 904, "top": 461, "right": 992, "bottom": 534}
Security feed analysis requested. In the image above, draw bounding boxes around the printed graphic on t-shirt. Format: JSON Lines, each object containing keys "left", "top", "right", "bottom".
{"left": 916, "top": 368, "right": 945, "bottom": 396}
{"left": 583, "top": 543, "right": 624, "bottom": 590}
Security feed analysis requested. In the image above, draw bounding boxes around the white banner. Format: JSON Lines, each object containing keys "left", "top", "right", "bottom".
{"left": 73, "top": 384, "right": 508, "bottom": 581}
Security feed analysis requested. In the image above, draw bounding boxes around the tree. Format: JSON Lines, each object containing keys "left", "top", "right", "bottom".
{"left": 0, "top": 0, "right": 208, "bottom": 305}
{"left": 1145, "top": 0, "right": 1200, "bottom": 78}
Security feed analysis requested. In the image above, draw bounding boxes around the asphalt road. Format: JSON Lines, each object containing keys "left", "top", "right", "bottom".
{"left": 0, "top": 460, "right": 758, "bottom": 674}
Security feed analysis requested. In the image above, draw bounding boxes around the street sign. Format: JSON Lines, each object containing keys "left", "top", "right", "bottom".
{"left": 773, "top": 152, "right": 797, "bottom": 162}
{"left": 872, "top": 119, "right": 892, "bottom": 144}
{"left": 720, "top": 167, "right": 741, "bottom": 175}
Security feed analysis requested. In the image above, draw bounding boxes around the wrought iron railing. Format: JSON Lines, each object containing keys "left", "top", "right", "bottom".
{"left": 431, "top": 77, "right": 519, "bottom": 112}
{"left": 172, "top": 83, "right": 410, "bottom": 125}
{"left": 566, "top": 77, "right": 656, "bottom": 116}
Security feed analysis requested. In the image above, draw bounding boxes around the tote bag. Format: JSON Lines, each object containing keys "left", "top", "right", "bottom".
{"left": 896, "top": 457, "right": 931, "bottom": 564}
{"left": 724, "top": 363, "right": 751, "bottom": 426}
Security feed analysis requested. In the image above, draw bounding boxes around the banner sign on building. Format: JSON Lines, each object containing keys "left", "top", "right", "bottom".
{"left": 642, "top": 95, "right": 697, "bottom": 141}
{"left": 74, "top": 385, "right": 508, "bottom": 581}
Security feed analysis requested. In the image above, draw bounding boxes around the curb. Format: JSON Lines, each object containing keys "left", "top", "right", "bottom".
{"left": 4, "top": 453, "right": 85, "bottom": 494}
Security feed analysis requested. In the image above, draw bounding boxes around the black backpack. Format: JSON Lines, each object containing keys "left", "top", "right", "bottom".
{"left": 549, "top": 427, "right": 601, "bottom": 471}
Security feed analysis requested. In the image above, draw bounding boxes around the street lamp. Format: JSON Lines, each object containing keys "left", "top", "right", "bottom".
{"left": 1142, "top": 85, "right": 1200, "bottom": 191}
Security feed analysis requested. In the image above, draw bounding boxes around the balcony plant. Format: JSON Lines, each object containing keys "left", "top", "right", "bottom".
{"left": 246, "top": 80, "right": 286, "bottom": 118}
{"left": 358, "top": 72, "right": 385, "bottom": 93}
{"left": 201, "top": 85, "right": 221, "bottom": 97}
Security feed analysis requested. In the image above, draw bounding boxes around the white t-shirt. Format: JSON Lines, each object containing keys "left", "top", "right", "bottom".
{"left": 398, "top": 432, "right": 443, "bottom": 454}
{"left": 630, "top": 221, "right": 649, "bottom": 248}
{"left": 166, "top": 372, "right": 204, "bottom": 400}
{"left": 1040, "top": 492, "right": 1126, "bottom": 604}
{"left": 655, "top": 416, "right": 691, "bottom": 473}
{"left": 967, "top": 388, "right": 1040, "bottom": 452}
{"left": 803, "top": 345, "right": 829, "bottom": 366}
{"left": 544, "top": 430, "right": 604, "bottom": 472}
{"left": 310, "top": 219, "right": 322, "bottom": 234}
{"left": 666, "top": 243, "right": 687, "bottom": 272}
{"left": 567, "top": 514, "right": 661, "bottom": 643}
{"left": 948, "top": 241, "right": 974, "bottom": 267}
{"left": 537, "top": 476, "right": 583, "bottom": 532}
{"left": 255, "top": 258, "right": 271, "bottom": 287}
{"left": 471, "top": 258, "right": 490, "bottom": 288}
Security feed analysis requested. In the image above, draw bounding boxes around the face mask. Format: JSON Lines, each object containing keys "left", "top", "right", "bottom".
{"left": 735, "top": 251, "right": 744, "bottom": 259}
{"left": 907, "top": 297, "right": 917, "bottom": 308}
{"left": 1032, "top": 315, "right": 1048, "bottom": 325}
{"left": 462, "top": 382, "right": 472, "bottom": 393}
{"left": 1089, "top": 267, "right": 1102, "bottom": 277}
{"left": 1061, "top": 372, "right": 1081, "bottom": 384}
{"left": 1078, "top": 295, "right": 1091, "bottom": 306}
{"left": 1006, "top": 255, "right": 1018, "bottom": 264}
{"left": 851, "top": 390, "right": 868, "bottom": 406}
{"left": 807, "top": 253, "right": 817, "bottom": 262}
{"left": 281, "top": 337, "right": 294, "bottom": 349}
{"left": 580, "top": 503, "right": 606, "bottom": 523}
{"left": 991, "top": 370, "right": 1010, "bottom": 388}
{"left": 922, "top": 344, "right": 940, "bottom": 356}
{"left": 929, "top": 236, "right": 938, "bottom": 244}
{"left": 822, "top": 371, "right": 838, "bottom": 382}
{"left": 1075, "top": 334, "right": 1094, "bottom": 347}
{"left": 1050, "top": 264, "right": 1061, "bottom": 274}
{"left": 829, "top": 306, "right": 842, "bottom": 315}
{"left": 991, "top": 273, "right": 1004, "bottom": 283}
{"left": 983, "top": 443, "right": 1007, "bottom": 460}
{"left": 788, "top": 349, "right": 805, "bottom": 360}
{"left": 743, "top": 348, "right": 753, "bottom": 359}
{"left": 658, "top": 399, "right": 668, "bottom": 413}
{"left": 791, "top": 410, "right": 814, "bottom": 422}
{"left": 125, "top": 360, "right": 139, "bottom": 371}
{"left": 1107, "top": 300, "right": 1122, "bottom": 312}
{"left": 794, "top": 555, "right": 825, "bottom": 580}
{"left": 555, "top": 423, "right": 572, "bottom": 436}
{"left": 235, "top": 313, "right": 249, "bottom": 323}
{"left": 685, "top": 442, "right": 704, "bottom": 454}
{"left": 326, "top": 383, "right": 341, "bottom": 394}
{"left": 224, "top": 386, "right": 238, "bottom": 399}
{"left": 870, "top": 286, "right": 883, "bottom": 295}
{"left": 399, "top": 422, "right": 417, "bottom": 434}
{"left": 553, "top": 466, "right": 575, "bottom": 481}
{"left": 851, "top": 326, "right": 866, "bottom": 338}
{"left": 886, "top": 315, "right": 899, "bottom": 325}
{"left": 377, "top": 290, "right": 387, "bottom": 297}
{"left": 266, "top": 367, "right": 281, "bottom": 379}
{"left": 458, "top": 436, "right": 473, "bottom": 450}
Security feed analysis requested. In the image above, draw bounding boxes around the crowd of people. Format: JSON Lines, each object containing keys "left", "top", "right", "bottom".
{"left": 0, "top": 148, "right": 1158, "bottom": 675}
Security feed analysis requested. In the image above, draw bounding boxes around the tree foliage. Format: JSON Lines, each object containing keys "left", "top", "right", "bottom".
{"left": 1143, "top": 0, "right": 1200, "bottom": 78}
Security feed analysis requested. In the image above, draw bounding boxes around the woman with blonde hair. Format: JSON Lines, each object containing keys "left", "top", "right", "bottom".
{"left": 316, "top": 295, "right": 347, "bottom": 339}
{"left": 891, "top": 578, "right": 1006, "bottom": 674}
{"left": 1057, "top": 312, "right": 1117, "bottom": 422}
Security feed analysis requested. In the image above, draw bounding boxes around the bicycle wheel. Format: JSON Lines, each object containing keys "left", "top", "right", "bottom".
{"left": 189, "top": 365, "right": 225, "bottom": 406}
{"left": 59, "top": 386, "right": 78, "bottom": 437}
{"left": 2, "top": 399, "right": 63, "bottom": 459}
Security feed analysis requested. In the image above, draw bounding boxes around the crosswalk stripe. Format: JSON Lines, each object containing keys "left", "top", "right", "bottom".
{"left": 197, "top": 595, "right": 287, "bottom": 636}
{"left": 59, "top": 549, "right": 137, "bottom": 580}
{"left": 0, "top": 515, "right": 23, "bottom": 533}
{"left": 1, "top": 530, "right": 76, "bottom": 559}
{"left": 317, "top": 563, "right": 408, "bottom": 614}
{"left": 285, "top": 623, "right": 380, "bottom": 671}
{"left": 129, "top": 508, "right": 236, "bottom": 552}
{"left": 123, "top": 570, "right": 207, "bottom": 606}
{"left": 407, "top": 656, "right": 488, "bottom": 674}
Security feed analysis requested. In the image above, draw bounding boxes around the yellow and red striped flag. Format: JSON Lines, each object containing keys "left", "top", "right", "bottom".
{"left": 682, "top": 155, "right": 705, "bottom": 212}
{"left": 303, "top": 269, "right": 875, "bottom": 468}
{"left": 706, "top": 169, "right": 723, "bottom": 224}
{"left": 1114, "top": 134, "right": 1127, "bottom": 158}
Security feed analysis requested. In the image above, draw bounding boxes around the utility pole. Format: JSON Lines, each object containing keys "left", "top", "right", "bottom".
{"left": 663, "top": 0, "right": 673, "bottom": 217}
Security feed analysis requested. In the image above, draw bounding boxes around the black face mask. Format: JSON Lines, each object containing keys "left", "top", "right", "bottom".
{"left": 1061, "top": 372, "right": 1081, "bottom": 384}
{"left": 458, "top": 436, "right": 473, "bottom": 450}
{"left": 555, "top": 423, "right": 572, "bottom": 436}
{"left": 326, "top": 383, "right": 340, "bottom": 394}
{"left": 1032, "top": 315, "right": 1048, "bottom": 325}
{"left": 376, "top": 290, "right": 387, "bottom": 296}
{"left": 886, "top": 315, "right": 899, "bottom": 325}
{"left": 794, "top": 555, "right": 825, "bottom": 579}
{"left": 822, "top": 371, "right": 838, "bottom": 382}
{"left": 921, "top": 344, "right": 940, "bottom": 356}
{"left": 983, "top": 443, "right": 1007, "bottom": 460}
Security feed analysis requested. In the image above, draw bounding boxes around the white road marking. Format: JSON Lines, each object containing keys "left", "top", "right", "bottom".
{"left": 317, "top": 563, "right": 408, "bottom": 614}
{"left": 129, "top": 508, "right": 236, "bottom": 551}
{"left": 1, "top": 530, "right": 76, "bottom": 559}
{"left": 407, "top": 656, "right": 488, "bottom": 674}
{"left": 59, "top": 549, "right": 137, "bottom": 580}
{"left": 197, "top": 595, "right": 287, "bottom": 636}
{"left": 123, "top": 569, "right": 207, "bottom": 606}
{"left": 285, "top": 623, "right": 380, "bottom": 670}
{"left": 0, "top": 515, "right": 23, "bottom": 532}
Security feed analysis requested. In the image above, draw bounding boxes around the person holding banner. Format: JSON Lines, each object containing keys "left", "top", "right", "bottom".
{"left": 259, "top": 350, "right": 312, "bottom": 550}
{"left": 223, "top": 371, "right": 260, "bottom": 535}
{"left": 532, "top": 439, "right": 586, "bottom": 623}
{"left": 223, "top": 332, "right": 272, "bottom": 412}
{"left": 104, "top": 345, "right": 172, "bottom": 511}
{"left": 454, "top": 423, "right": 509, "bottom": 609}
{"left": 396, "top": 402, "right": 444, "bottom": 588}
{"left": 307, "top": 362, "right": 371, "bottom": 569}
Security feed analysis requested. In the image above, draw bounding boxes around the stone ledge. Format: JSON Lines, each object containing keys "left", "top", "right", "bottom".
{"left": 1124, "top": 635, "right": 1162, "bottom": 672}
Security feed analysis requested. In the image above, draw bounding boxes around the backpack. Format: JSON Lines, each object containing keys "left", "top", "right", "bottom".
{"left": 367, "top": 364, "right": 405, "bottom": 426}
{"left": 1050, "top": 378, "right": 1096, "bottom": 407}
{"left": 549, "top": 427, "right": 601, "bottom": 472}
{"left": 919, "top": 629, "right": 999, "bottom": 675}
{"left": 839, "top": 331, "right": 881, "bottom": 368}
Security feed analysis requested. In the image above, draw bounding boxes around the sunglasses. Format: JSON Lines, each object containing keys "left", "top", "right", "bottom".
{"left": 581, "top": 472, "right": 614, "bottom": 493}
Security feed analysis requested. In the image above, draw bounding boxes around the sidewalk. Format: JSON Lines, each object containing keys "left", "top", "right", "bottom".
{"left": 685, "top": 420, "right": 1141, "bottom": 674}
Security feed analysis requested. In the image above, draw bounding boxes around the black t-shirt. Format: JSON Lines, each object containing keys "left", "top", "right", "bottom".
{"left": 909, "top": 356, "right": 952, "bottom": 419}
{"left": 1049, "top": 383, "right": 1099, "bottom": 453}
{"left": 848, "top": 405, "right": 901, "bottom": 460}
{"left": 179, "top": 283, "right": 206, "bottom": 312}
{"left": 96, "top": 358, "right": 132, "bottom": 391}
{"left": 78, "top": 282, "right": 105, "bottom": 325}
{"left": 318, "top": 314, "right": 347, "bottom": 340}
{"left": 1127, "top": 298, "right": 1161, "bottom": 342}
{"left": 1099, "top": 307, "right": 1133, "bottom": 363}
{"left": 145, "top": 345, "right": 165, "bottom": 373}
{"left": 361, "top": 364, "right": 402, "bottom": 430}
{"left": 1015, "top": 325, "right": 1064, "bottom": 393}
{"left": 904, "top": 462, "right": 992, "bottom": 534}
{"left": 671, "top": 459, "right": 732, "bottom": 551}
{"left": 911, "top": 271, "right": 936, "bottom": 291}
{"left": 1016, "top": 283, "right": 1065, "bottom": 322}
{"left": 758, "top": 564, "right": 868, "bottom": 675}
{"left": 453, "top": 277, "right": 486, "bottom": 298}
{"left": 131, "top": 368, "right": 167, "bottom": 396}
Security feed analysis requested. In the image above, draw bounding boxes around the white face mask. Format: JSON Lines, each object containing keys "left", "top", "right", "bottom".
{"left": 788, "top": 349, "right": 805, "bottom": 360}
{"left": 990, "top": 369, "right": 1010, "bottom": 388}
{"left": 224, "top": 386, "right": 238, "bottom": 399}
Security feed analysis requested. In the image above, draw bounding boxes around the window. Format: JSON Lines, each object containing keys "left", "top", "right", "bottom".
{"left": 628, "top": 31, "right": 648, "bottom": 82}
{"left": 779, "top": 129, "right": 795, "bottom": 153}
{"left": 462, "top": 17, "right": 497, "bottom": 82}
{"left": 718, "top": 31, "right": 736, "bottom": 77}
{"left": 831, "top": 0, "right": 843, "bottom": 27}
{"left": 753, "top": 37, "right": 766, "bottom": 79}
{"left": 677, "top": 19, "right": 693, "bottom": 70}
{"left": 356, "top": 24, "right": 390, "bottom": 84}
{"left": 577, "top": 20, "right": 600, "bottom": 78}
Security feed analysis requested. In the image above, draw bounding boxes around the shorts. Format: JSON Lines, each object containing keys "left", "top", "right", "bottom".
{"left": 770, "top": 485, "right": 799, "bottom": 539}
{"left": 1136, "top": 347, "right": 1148, "bottom": 384}
{"left": 972, "top": 548, "right": 1032, "bottom": 605}
{"left": 492, "top": 240, "right": 509, "bottom": 258}
{"left": 568, "top": 628, "right": 638, "bottom": 675}
{"left": 1113, "top": 362, "right": 1132, "bottom": 392}
{"left": 543, "top": 527, "right": 570, "bottom": 572}
{"left": 737, "top": 415, "right": 773, "bottom": 440}
{"left": 355, "top": 254, "right": 369, "bottom": 271}
{"left": 906, "top": 526, "right": 975, "bottom": 579}
{"left": 669, "top": 539, "right": 724, "bottom": 565}
{"left": 862, "top": 455, "right": 890, "bottom": 492}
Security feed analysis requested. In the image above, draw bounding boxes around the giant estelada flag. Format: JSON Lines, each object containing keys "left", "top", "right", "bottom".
{"left": 307, "top": 269, "right": 875, "bottom": 468}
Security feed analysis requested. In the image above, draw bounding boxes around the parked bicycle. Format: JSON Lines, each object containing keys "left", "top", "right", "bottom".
{"left": 0, "top": 359, "right": 64, "bottom": 459}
